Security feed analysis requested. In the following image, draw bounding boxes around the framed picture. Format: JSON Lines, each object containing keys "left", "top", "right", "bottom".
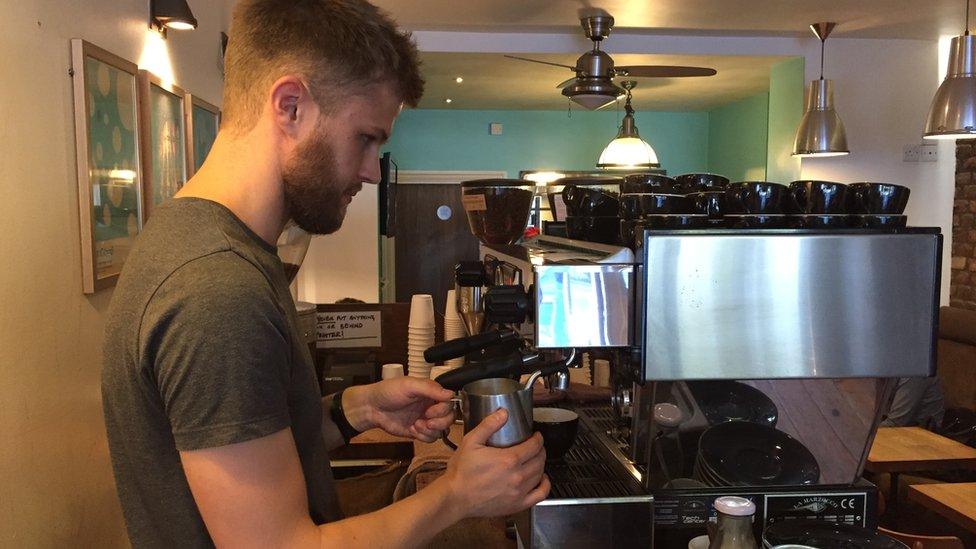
{"left": 184, "top": 94, "right": 220, "bottom": 177}
{"left": 138, "top": 71, "right": 188, "bottom": 220}
{"left": 71, "top": 39, "right": 143, "bottom": 294}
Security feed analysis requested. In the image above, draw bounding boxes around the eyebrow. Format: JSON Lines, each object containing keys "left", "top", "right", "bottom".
{"left": 368, "top": 126, "right": 390, "bottom": 144}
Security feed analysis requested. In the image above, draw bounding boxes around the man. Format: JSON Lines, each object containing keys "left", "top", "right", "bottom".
{"left": 881, "top": 377, "right": 946, "bottom": 430}
{"left": 100, "top": 1, "right": 549, "bottom": 547}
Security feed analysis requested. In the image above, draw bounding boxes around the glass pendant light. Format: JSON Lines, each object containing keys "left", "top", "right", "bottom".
{"left": 924, "top": 0, "right": 976, "bottom": 139}
{"left": 598, "top": 81, "right": 660, "bottom": 169}
{"left": 793, "top": 22, "right": 850, "bottom": 157}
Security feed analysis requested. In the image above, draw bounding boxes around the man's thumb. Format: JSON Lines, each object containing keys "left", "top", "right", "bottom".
{"left": 464, "top": 408, "right": 508, "bottom": 447}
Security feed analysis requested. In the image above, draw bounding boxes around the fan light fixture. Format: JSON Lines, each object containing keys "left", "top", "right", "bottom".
{"left": 150, "top": 0, "right": 198, "bottom": 33}
{"left": 924, "top": 0, "right": 976, "bottom": 139}
{"left": 793, "top": 22, "right": 850, "bottom": 157}
{"left": 598, "top": 81, "right": 660, "bottom": 169}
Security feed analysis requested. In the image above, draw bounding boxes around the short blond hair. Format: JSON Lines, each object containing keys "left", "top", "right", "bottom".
{"left": 222, "top": 0, "right": 424, "bottom": 133}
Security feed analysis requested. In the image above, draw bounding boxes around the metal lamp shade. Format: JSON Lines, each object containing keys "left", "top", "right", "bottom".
{"left": 924, "top": 34, "right": 976, "bottom": 139}
{"left": 562, "top": 78, "right": 625, "bottom": 110}
{"left": 151, "top": 0, "right": 198, "bottom": 30}
{"left": 793, "top": 79, "right": 850, "bottom": 157}
{"left": 598, "top": 115, "right": 659, "bottom": 168}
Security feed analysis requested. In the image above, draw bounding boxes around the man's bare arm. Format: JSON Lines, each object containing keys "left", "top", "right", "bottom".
{"left": 181, "top": 410, "right": 548, "bottom": 548}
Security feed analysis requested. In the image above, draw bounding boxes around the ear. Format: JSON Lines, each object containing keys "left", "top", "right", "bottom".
{"left": 268, "top": 75, "right": 319, "bottom": 140}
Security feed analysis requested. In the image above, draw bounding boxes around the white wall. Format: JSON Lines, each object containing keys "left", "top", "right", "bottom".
{"left": 0, "top": 1, "right": 228, "bottom": 545}
{"left": 296, "top": 185, "right": 380, "bottom": 303}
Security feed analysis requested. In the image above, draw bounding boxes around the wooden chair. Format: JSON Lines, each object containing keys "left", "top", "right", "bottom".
{"left": 877, "top": 526, "right": 964, "bottom": 549}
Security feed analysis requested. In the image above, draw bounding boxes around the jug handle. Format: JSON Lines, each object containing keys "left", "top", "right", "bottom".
{"left": 441, "top": 397, "right": 462, "bottom": 451}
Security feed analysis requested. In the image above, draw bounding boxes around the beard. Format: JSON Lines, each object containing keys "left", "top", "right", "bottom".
{"left": 281, "top": 128, "right": 359, "bottom": 235}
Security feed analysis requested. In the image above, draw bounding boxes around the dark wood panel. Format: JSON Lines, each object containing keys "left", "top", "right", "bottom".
{"left": 394, "top": 184, "right": 480, "bottom": 317}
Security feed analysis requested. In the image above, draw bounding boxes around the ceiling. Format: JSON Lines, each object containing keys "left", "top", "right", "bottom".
{"left": 417, "top": 52, "right": 789, "bottom": 111}
{"left": 373, "top": 0, "right": 966, "bottom": 40}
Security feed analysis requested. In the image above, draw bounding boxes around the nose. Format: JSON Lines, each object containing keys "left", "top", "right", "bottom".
{"left": 360, "top": 154, "right": 381, "bottom": 185}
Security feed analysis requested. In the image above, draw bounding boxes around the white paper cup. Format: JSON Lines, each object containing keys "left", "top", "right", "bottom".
{"left": 382, "top": 363, "right": 405, "bottom": 379}
{"left": 409, "top": 294, "right": 435, "bottom": 327}
{"left": 594, "top": 359, "right": 610, "bottom": 388}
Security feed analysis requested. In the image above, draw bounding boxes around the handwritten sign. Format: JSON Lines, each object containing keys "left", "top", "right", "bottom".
{"left": 316, "top": 310, "right": 382, "bottom": 348}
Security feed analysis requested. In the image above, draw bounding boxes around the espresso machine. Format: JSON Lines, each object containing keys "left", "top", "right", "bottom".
{"left": 436, "top": 221, "right": 941, "bottom": 548}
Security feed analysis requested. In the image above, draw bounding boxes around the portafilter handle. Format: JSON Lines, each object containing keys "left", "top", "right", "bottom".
{"left": 455, "top": 260, "right": 488, "bottom": 287}
{"left": 423, "top": 328, "right": 519, "bottom": 363}
{"left": 434, "top": 351, "right": 540, "bottom": 392}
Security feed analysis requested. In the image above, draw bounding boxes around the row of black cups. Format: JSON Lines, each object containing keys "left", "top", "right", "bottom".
{"left": 561, "top": 173, "right": 911, "bottom": 246}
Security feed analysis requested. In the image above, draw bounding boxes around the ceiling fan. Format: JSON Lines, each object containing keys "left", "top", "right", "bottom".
{"left": 506, "top": 13, "right": 717, "bottom": 110}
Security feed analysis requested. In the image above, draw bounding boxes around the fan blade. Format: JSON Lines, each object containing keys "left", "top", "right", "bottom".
{"left": 555, "top": 77, "right": 578, "bottom": 89}
{"left": 616, "top": 65, "right": 717, "bottom": 78}
{"left": 504, "top": 55, "right": 576, "bottom": 70}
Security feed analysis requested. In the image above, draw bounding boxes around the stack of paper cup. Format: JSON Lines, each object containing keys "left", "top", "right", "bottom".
{"left": 382, "top": 363, "right": 405, "bottom": 380}
{"left": 443, "top": 289, "right": 466, "bottom": 369}
{"left": 569, "top": 352, "right": 593, "bottom": 385}
{"left": 407, "top": 294, "right": 435, "bottom": 378}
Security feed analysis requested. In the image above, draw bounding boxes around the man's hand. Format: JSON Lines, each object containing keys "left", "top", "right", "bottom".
{"left": 437, "top": 408, "right": 550, "bottom": 519}
{"left": 342, "top": 378, "right": 455, "bottom": 442}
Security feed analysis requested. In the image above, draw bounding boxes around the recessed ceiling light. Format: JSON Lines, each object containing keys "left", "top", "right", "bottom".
{"left": 455, "top": 76, "right": 464, "bottom": 84}
{"left": 445, "top": 98, "right": 453, "bottom": 104}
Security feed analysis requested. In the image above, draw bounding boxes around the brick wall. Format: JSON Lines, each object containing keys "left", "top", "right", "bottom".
{"left": 953, "top": 140, "right": 976, "bottom": 310}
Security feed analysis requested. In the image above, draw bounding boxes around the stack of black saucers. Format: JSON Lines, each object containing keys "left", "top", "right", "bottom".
{"left": 693, "top": 421, "right": 820, "bottom": 488}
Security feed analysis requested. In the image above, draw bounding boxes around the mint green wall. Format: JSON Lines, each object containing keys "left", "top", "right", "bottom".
{"left": 707, "top": 93, "right": 769, "bottom": 181}
{"left": 767, "top": 57, "right": 805, "bottom": 183}
{"left": 385, "top": 109, "right": 709, "bottom": 177}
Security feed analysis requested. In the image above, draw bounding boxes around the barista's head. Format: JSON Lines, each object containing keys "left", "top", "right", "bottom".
{"left": 221, "top": 0, "right": 423, "bottom": 234}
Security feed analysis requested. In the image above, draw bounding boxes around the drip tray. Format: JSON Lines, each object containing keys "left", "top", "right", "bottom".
{"left": 544, "top": 416, "right": 645, "bottom": 500}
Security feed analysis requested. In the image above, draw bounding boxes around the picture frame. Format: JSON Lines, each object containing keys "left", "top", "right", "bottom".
{"left": 71, "top": 39, "right": 144, "bottom": 294}
{"left": 138, "top": 70, "right": 188, "bottom": 221}
{"left": 184, "top": 94, "right": 220, "bottom": 177}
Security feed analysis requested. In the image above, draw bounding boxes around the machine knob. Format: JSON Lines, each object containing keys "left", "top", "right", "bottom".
{"left": 484, "top": 285, "right": 532, "bottom": 325}
{"left": 455, "top": 261, "right": 487, "bottom": 287}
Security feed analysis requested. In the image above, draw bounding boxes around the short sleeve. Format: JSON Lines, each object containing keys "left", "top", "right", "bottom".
{"left": 140, "top": 252, "right": 292, "bottom": 451}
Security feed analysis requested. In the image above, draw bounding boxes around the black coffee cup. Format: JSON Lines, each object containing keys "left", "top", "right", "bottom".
{"left": 728, "top": 181, "right": 789, "bottom": 214}
{"left": 847, "top": 182, "right": 911, "bottom": 214}
{"left": 533, "top": 407, "right": 579, "bottom": 461}
{"left": 728, "top": 214, "right": 792, "bottom": 229}
{"left": 562, "top": 185, "right": 620, "bottom": 217}
{"left": 790, "top": 180, "right": 848, "bottom": 214}
{"left": 619, "top": 193, "right": 692, "bottom": 219}
{"left": 621, "top": 174, "right": 678, "bottom": 194}
{"left": 565, "top": 216, "right": 621, "bottom": 244}
{"left": 797, "top": 214, "right": 852, "bottom": 229}
{"left": 675, "top": 173, "right": 730, "bottom": 194}
{"left": 691, "top": 191, "right": 729, "bottom": 218}
{"left": 642, "top": 214, "right": 709, "bottom": 229}
{"left": 852, "top": 214, "right": 908, "bottom": 229}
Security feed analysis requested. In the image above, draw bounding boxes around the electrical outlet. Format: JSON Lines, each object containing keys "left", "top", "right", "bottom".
{"left": 903, "top": 144, "right": 921, "bottom": 162}
{"left": 904, "top": 143, "right": 939, "bottom": 163}
{"left": 489, "top": 123, "right": 503, "bottom": 135}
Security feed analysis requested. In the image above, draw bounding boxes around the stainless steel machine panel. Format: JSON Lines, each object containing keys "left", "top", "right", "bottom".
{"left": 534, "top": 264, "right": 634, "bottom": 348}
{"left": 643, "top": 232, "right": 941, "bottom": 380}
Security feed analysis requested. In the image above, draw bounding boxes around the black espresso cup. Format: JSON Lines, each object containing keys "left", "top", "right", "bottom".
{"left": 691, "top": 191, "right": 729, "bottom": 218}
{"left": 728, "top": 181, "right": 789, "bottom": 214}
{"left": 621, "top": 174, "right": 679, "bottom": 194}
{"left": 619, "top": 193, "right": 692, "bottom": 219}
{"left": 533, "top": 407, "right": 579, "bottom": 461}
{"left": 847, "top": 182, "right": 911, "bottom": 215}
{"left": 675, "top": 173, "right": 730, "bottom": 194}
{"left": 562, "top": 185, "right": 620, "bottom": 217}
{"left": 565, "top": 216, "right": 621, "bottom": 244}
{"left": 790, "top": 180, "right": 848, "bottom": 214}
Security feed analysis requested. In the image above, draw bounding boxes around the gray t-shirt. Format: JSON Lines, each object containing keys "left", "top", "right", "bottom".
{"left": 101, "top": 198, "right": 345, "bottom": 548}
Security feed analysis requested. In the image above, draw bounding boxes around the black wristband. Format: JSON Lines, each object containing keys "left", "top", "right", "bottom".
{"left": 330, "top": 389, "right": 362, "bottom": 444}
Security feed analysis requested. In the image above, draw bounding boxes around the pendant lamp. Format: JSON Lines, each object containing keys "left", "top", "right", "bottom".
{"left": 598, "top": 81, "right": 660, "bottom": 169}
{"left": 924, "top": 0, "right": 976, "bottom": 139}
{"left": 793, "top": 22, "right": 850, "bottom": 157}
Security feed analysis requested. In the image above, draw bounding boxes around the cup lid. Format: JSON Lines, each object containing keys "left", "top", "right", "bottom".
{"left": 713, "top": 496, "right": 756, "bottom": 516}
